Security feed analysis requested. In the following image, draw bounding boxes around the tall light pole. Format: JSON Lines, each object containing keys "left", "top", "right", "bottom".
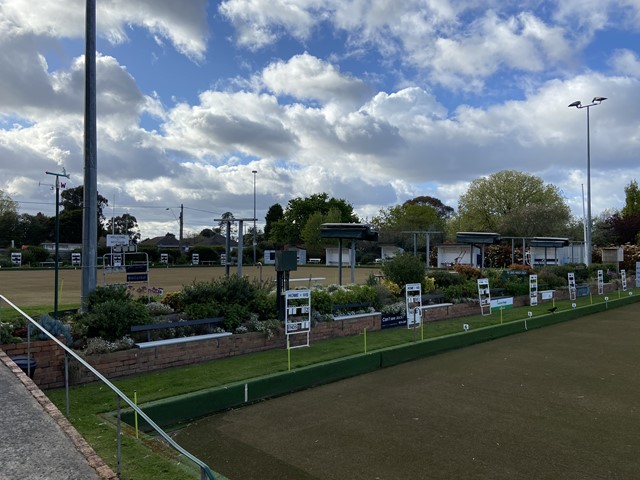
{"left": 45, "top": 168, "right": 70, "bottom": 318}
{"left": 568, "top": 96, "right": 607, "bottom": 266}
{"left": 252, "top": 170, "right": 257, "bottom": 264}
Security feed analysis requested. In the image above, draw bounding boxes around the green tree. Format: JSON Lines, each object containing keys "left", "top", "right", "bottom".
{"left": 301, "top": 207, "right": 343, "bottom": 255}
{"left": 372, "top": 196, "right": 451, "bottom": 246}
{"left": 106, "top": 213, "right": 141, "bottom": 243}
{"left": 264, "top": 203, "right": 284, "bottom": 240}
{"left": 0, "top": 189, "right": 19, "bottom": 247}
{"left": 60, "top": 186, "right": 109, "bottom": 240}
{"left": 16, "top": 212, "right": 53, "bottom": 245}
{"left": 458, "top": 170, "right": 571, "bottom": 237}
{"left": 621, "top": 180, "right": 640, "bottom": 218}
{"left": 270, "top": 194, "right": 358, "bottom": 246}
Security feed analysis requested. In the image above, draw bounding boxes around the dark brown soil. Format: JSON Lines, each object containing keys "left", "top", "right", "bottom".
{"left": 174, "top": 304, "right": 640, "bottom": 480}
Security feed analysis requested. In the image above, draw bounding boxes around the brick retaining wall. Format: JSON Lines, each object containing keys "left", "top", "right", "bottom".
{"left": 0, "top": 285, "right": 618, "bottom": 390}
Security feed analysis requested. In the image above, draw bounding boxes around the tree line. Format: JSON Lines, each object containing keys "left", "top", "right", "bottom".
{"left": 0, "top": 186, "right": 141, "bottom": 247}
{"left": 2, "top": 171, "right": 639, "bottom": 254}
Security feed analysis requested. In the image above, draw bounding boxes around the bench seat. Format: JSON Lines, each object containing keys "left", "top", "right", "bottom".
{"left": 135, "top": 332, "right": 232, "bottom": 349}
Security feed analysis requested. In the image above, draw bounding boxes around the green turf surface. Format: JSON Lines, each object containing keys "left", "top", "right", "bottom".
{"left": 37, "top": 291, "right": 638, "bottom": 479}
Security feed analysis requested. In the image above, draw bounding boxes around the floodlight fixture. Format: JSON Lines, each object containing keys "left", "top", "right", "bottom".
{"left": 567, "top": 95, "right": 607, "bottom": 266}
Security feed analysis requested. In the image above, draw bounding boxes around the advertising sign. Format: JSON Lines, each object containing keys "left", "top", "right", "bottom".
{"left": 381, "top": 313, "right": 408, "bottom": 329}
{"left": 490, "top": 296, "right": 513, "bottom": 310}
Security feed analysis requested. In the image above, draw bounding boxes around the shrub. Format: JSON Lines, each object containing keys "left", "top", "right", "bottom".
{"left": 452, "top": 264, "right": 483, "bottom": 280}
{"left": 442, "top": 281, "right": 478, "bottom": 303}
{"left": 161, "top": 291, "right": 184, "bottom": 311}
{"left": 37, "top": 314, "right": 73, "bottom": 345}
{"left": 184, "top": 302, "right": 221, "bottom": 320}
{"left": 222, "top": 303, "right": 250, "bottom": 331}
{"left": 84, "top": 336, "right": 135, "bottom": 355}
{"left": 81, "top": 300, "right": 151, "bottom": 341}
{"left": 311, "top": 289, "right": 332, "bottom": 315}
{"left": 86, "top": 285, "right": 132, "bottom": 312}
{"left": 381, "top": 253, "right": 426, "bottom": 289}
{"left": 146, "top": 302, "right": 174, "bottom": 316}
{"left": 430, "top": 270, "right": 466, "bottom": 289}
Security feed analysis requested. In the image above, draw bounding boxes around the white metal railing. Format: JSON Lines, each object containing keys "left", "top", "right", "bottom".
{"left": 0, "top": 295, "right": 216, "bottom": 480}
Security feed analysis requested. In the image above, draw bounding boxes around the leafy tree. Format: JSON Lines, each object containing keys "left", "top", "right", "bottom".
{"left": 218, "top": 212, "right": 236, "bottom": 238}
{"left": 264, "top": 203, "right": 284, "bottom": 240}
{"left": 106, "top": 213, "right": 141, "bottom": 243}
{"left": 458, "top": 170, "right": 571, "bottom": 237}
{"left": 372, "top": 196, "right": 452, "bottom": 248}
{"left": 403, "top": 195, "right": 455, "bottom": 219}
{"left": 60, "top": 186, "right": 109, "bottom": 240}
{"left": 16, "top": 212, "right": 53, "bottom": 245}
{"left": 621, "top": 180, "right": 640, "bottom": 218}
{"left": 301, "top": 207, "right": 343, "bottom": 255}
{"left": 270, "top": 193, "right": 358, "bottom": 246}
{"left": 0, "top": 190, "right": 19, "bottom": 247}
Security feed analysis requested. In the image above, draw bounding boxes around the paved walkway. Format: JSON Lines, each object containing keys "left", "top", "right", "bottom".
{"left": 0, "top": 350, "right": 115, "bottom": 480}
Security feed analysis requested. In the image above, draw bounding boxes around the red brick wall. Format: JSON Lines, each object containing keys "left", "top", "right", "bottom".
{"left": 0, "top": 315, "right": 378, "bottom": 389}
{"left": 0, "top": 286, "right": 617, "bottom": 390}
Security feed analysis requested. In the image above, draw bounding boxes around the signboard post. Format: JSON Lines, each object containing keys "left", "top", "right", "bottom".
{"left": 621, "top": 269, "right": 627, "bottom": 292}
{"left": 285, "top": 289, "right": 311, "bottom": 349}
{"left": 597, "top": 269, "right": 604, "bottom": 295}
{"left": 529, "top": 274, "right": 538, "bottom": 306}
{"left": 405, "top": 283, "right": 422, "bottom": 328}
{"left": 477, "top": 278, "right": 491, "bottom": 315}
{"left": 568, "top": 272, "right": 576, "bottom": 301}
{"left": 71, "top": 252, "right": 81, "bottom": 267}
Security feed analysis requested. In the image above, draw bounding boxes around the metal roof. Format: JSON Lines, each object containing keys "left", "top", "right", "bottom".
{"left": 455, "top": 232, "right": 501, "bottom": 244}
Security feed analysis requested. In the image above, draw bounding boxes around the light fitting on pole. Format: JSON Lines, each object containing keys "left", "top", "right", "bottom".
{"left": 568, "top": 100, "right": 581, "bottom": 108}
{"left": 592, "top": 97, "right": 607, "bottom": 103}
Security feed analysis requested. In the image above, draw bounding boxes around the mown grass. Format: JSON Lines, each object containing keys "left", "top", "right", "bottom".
{"left": 36, "top": 291, "right": 636, "bottom": 479}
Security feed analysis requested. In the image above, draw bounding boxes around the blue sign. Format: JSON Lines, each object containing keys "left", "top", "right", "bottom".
{"left": 381, "top": 313, "right": 407, "bottom": 329}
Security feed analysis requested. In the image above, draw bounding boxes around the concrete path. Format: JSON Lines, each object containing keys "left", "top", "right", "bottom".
{"left": 0, "top": 350, "right": 115, "bottom": 480}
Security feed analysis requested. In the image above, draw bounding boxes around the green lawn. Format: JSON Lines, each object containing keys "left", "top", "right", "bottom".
{"left": 38, "top": 291, "right": 635, "bottom": 479}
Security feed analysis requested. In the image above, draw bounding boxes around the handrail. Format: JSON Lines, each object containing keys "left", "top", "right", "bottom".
{"left": 0, "top": 295, "right": 216, "bottom": 480}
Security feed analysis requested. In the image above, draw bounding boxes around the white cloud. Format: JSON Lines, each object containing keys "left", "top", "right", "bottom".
{"left": 610, "top": 49, "right": 640, "bottom": 78}
{"left": 261, "top": 53, "right": 371, "bottom": 107}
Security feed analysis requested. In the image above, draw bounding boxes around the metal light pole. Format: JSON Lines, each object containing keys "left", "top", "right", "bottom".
{"left": 252, "top": 170, "right": 257, "bottom": 265}
{"left": 46, "top": 169, "right": 70, "bottom": 317}
{"left": 568, "top": 97, "right": 607, "bottom": 266}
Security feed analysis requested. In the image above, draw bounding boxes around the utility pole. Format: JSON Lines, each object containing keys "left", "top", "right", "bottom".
{"left": 81, "top": 0, "right": 98, "bottom": 310}
{"left": 45, "top": 169, "right": 70, "bottom": 318}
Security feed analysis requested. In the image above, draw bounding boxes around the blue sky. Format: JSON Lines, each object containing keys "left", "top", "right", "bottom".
{"left": 1, "top": 0, "right": 639, "bottom": 239}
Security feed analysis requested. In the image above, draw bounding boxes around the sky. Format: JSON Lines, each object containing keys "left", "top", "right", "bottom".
{"left": 1, "top": 0, "right": 639, "bottom": 240}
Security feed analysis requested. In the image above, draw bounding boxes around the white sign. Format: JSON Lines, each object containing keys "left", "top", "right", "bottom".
{"left": 568, "top": 272, "right": 576, "bottom": 301}
{"left": 541, "top": 290, "right": 554, "bottom": 301}
{"left": 160, "top": 253, "right": 168, "bottom": 264}
{"left": 490, "top": 297, "right": 513, "bottom": 310}
{"left": 106, "top": 234, "right": 129, "bottom": 247}
{"left": 597, "top": 269, "right": 604, "bottom": 295}
{"left": 11, "top": 252, "right": 21, "bottom": 266}
{"left": 71, "top": 253, "right": 81, "bottom": 266}
{"left": 621, "top": 269, "right": 627, "bottom": 292}
{"left": 636, "top": 262, "right": 640, "bottom": 288}
{"left": 477, "top": 278, "right": 491, "bottom": 315}
{"left": 405, "top": 283, "right": 422, "bottom": 327}
{"left": 192, "top": 253, "right": 200, "bottom": 265}
{"left": 285, "top": 289, "right": 311, "bottom": 348}
{"left": 529, "top": 274, "right": 538, "bottom": 306}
